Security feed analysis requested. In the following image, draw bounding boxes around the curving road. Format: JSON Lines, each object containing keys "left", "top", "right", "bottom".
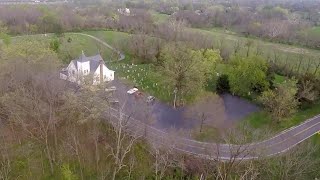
{"left": 11, "top": 32, "right": 320, "bottom": 161}
{"left": 107, "top": 107, "right": 320, "bottom": 161}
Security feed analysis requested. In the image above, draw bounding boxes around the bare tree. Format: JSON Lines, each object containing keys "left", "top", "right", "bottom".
{"left": 106, "top": 104, "right": 140, "bottom": 180}
{"left": 262, "top": 20, "right": 290, "bottom": 39}
{"left": 151, "top": 144, "right": 175, "bottom": 180}
{"left": 262, "top": 141, "right": 320, "bottom": 180}
{"left": 184, "top": 94, "right": 226, "bottom": 133}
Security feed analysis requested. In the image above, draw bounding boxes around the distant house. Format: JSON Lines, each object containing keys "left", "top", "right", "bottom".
{"left": 60, "top": 51, "right": 115, "bottom": 85}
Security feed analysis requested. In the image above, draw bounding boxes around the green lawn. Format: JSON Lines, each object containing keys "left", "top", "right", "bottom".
{"left": 59, "top": 33, "right": 113, "bottom": 63}
{"left": 84, "top": 30, "right": 130, "bottom": 47}
{"left": 11, "top": 33, "right": 114, "bottom": 64}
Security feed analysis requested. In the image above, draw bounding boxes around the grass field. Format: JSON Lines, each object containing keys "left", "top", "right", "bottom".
{"left": 192, "top": 28, "right": 320, "bottom": 76}
{"left": 11, "top": 33, "right": 114, "bottom": 64}
{"left": 84, "top": 30, "right": 130, "bottom": 47}
{"left": 59, "top": 34, "right": 113, "bottom": 63}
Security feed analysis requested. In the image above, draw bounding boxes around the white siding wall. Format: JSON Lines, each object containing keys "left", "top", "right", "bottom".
{"left": 103, "top": 65, "right": 115, "bottom": 81}
{"left": 63, "top": 60, "right": 114, "bottom": 85}
{"left": 66, "top": 62, "right": 77, "bottom": 82}
{"left": 77, "top": 61, "right": 90, "bottom": 75}
{"left": 93, "top": 64, "right": 115, "bottom": 85}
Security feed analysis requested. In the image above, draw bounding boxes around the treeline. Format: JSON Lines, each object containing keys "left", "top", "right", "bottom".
{"left": 171, "top": 5, "right": 320, "bottom": 50}
{"left": 122, "top": 0, "right": 320, "bottom": 50}
{"left": 0, "top": 4, "right": 154, "bottom": 35}
{"left": 0, "top": 2, "right": 319, "bottom": 50}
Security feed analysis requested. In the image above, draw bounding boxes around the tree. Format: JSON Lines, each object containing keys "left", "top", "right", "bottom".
{"left": 297, "top": 74, "right": 319, "bottom": 104}
{"left": 159, "top": 43, "right": 221, "bottom": 105}
{"left": 184, "top": 94, "right": 226, "bottom": 133}
{"left": 106, "top": 104, "right": 140, "bottom": 180}
{"left": 227, "top": 55, "right": 269, "bottom": 97}
{"left": 261, "top": 141, "right": 320, "bottom": 180}
{"left": 259, "top": 78, "right": 299, "bottom": 121}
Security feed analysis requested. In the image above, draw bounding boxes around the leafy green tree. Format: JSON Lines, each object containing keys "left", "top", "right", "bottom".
{"left": 227, "top": 55, "right": 269, "bottom": 97}
{"left": 259, "top": 78, "right": 299, "bottom": 121}
{"left": 160, "top": 43, "right": 221, "bottom": 105}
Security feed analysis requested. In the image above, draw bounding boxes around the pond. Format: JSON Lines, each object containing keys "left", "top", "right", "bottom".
{"left": 111, "top": 79, "right": 260, "bottom": 131}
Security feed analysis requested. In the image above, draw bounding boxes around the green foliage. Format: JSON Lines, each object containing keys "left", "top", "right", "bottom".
{"left": 259, "top": 78, "right": 299, "bottom": 121}
{"left": 227, "top": 55, "right": 269, "bottom": 97}
{"left": 0, "top": 32, "right": 10, "bottom": 46}
{"left": 0, "top": 21, "right": 10, "bottom": 46}
{"left": 1, "top": 39, "right": 60, "bottom": 71}
{"left": 50, "top": 38, "right": 60, "bottom": 53}
{"left": 159, "top": 43, "right": 221, "bottom": 103}
{"left": 197, "top": 28, "right": 320, "bottom": 76}
{"left": 216, "top": 74, "right": 230, "bottom": 94}
{"left": 273, "top": 74, "right": 286, "bottom": 85}
{"left": 61, "top": 164, "right": 78, "bottom": 180}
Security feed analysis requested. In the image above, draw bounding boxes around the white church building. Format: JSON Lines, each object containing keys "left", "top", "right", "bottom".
{"left": 60, "top": 52, "right": 115, "bottom": 85}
